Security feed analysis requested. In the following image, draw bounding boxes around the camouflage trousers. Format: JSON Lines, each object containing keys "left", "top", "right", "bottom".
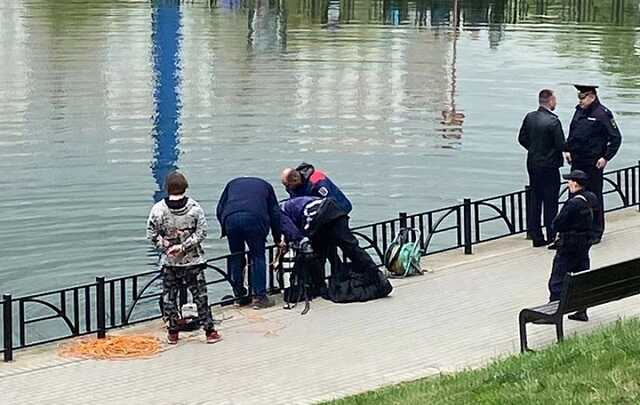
{"left": 162, "top": 264, "right": 215, "bottom": 333}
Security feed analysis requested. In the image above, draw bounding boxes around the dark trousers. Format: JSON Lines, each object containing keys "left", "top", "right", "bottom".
{"left": 312, "top": 216, "right": 378, "bottom": 274}
{"left": 225, "top": 212, "right": 268, "bottom": 297}
{"left": 548, "top": 250, "right": 590, "bottom": 301}
{"left": 162, "top": 264, "right": 215, "bottom": 333}
{"left": 572, "top": 163, "right": 604, "bottom": 239}
{"left": 527, "top": 164, "right": 560, "bottom": 242}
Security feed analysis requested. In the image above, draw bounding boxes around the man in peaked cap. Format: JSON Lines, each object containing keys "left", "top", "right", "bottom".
{"left": 564, "top": 84, "right": 622, "bottom": 244}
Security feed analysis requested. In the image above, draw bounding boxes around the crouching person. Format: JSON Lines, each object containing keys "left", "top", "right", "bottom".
{"left": 147, "top": 171, "right": 221, "bottom": 344}
{"left": 280, "top": 196, "right": 393, "bottom": 303}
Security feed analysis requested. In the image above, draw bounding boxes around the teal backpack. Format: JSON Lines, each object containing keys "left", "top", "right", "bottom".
{"left": 383, "top": 228, "right": 424, "bottom": 278}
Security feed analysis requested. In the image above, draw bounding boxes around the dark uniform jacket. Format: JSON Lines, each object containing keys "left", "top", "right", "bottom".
{"left": 553, "top": 190, "right": 598, "bottom": 253}
{"left": 566, "top": 99, "right": 622, "bottom": 165}
{"left": 518, "top": 107, "right": 565, "bottom": 168}
{"left": 287, "top": 163, "right": 353, "bottom": 214}
{"left": 280, "top": 197, "right": 348, "bottom": 242}
{"left": 216, "top": 177, "right": 281, "bottom": 240}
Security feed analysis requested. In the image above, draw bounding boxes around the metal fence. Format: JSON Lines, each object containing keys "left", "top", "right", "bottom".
{"left": 2, "top": 162, "right": 639, "bottom": 362}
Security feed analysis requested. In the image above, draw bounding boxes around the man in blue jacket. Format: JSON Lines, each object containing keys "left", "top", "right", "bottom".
{"left": 280, "top": 163, "right": 352, "bottom": 214}
{"left": 279, "top": 196, "right": 377, "bottom": 275}
{"left": 279, "top": 196, "right": 393, "bottom": 302}
{"left": 216, "top": 177, "right": 282, "bottom": 309}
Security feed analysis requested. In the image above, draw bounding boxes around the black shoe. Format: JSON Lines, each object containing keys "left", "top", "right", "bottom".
{"left": 234, "top": 296, "right": 252, "bottom": 307}
{"left": 589, "top": 237, "right": 601, "bottom": 245}
{"left": 547, "top": 241, "right": 558, "bottom": 250}
{"left": 532, "top": 239, "right": 548, "bottom": 248}
{"left": 568, "top": 310, "right": 589, "bottom": 322}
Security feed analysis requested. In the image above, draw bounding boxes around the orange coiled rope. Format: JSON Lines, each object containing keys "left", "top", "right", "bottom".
{"left": 58, "top": 335, "right": 161, "bottom": 360}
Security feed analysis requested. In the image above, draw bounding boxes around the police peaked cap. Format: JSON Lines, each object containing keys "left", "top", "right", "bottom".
{"left": 574, "top": 84, "right": 598, "bottom": 93}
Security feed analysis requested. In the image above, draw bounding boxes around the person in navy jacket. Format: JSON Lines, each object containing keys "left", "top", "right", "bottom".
{"left": 216, "top": 177, "right": 282, "bottom": 309}
{"left": 279, "top": 196, "right": 378, "bottom": 275}
{"left": 280, "top": 163, "right": 352, "bottom": 214}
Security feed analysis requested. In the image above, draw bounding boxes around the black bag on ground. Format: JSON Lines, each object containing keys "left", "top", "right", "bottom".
{"left": 281, "top": 242, "right": 326, "bottom": 305}
{"left": 326, "top": 262, "right": 393, "bottom": 303}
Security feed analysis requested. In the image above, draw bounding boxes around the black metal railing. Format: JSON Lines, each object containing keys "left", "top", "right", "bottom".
{"left": 2, "top": 162, "right": 639, "bottom": 361}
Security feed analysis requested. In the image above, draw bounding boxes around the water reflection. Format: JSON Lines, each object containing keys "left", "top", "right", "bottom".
{"left": 150, "top": 0, "right": 183, "bottom": 202}
{"left": 326, "top": 0, "right": 341, "bottom": 27}
{"left": 3, "top": 0, "right": 640, "bottom": 295}
{"left": 247, "top": 0, "right": 287, "bottom": 52}
{"left": 440, "top": 0, "right": 464, "bottom": 141}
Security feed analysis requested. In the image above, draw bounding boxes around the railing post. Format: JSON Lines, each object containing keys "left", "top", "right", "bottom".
{"left": 3, "top": 294, "right": 13, "bottom": 362}
{"left": 463, "top": 198, "right": 472, "bottom": 255}
{"left": 399, "top": 212, "right": 408, "bottom": 229}
{"left": 96, "top": 277, "right": 106, "bottom": 339}
{"left": 524, "top": 185, "right": 532, "bottom": 239}
{"left": 637, "top": 161, "right": 640, "bottom": 212}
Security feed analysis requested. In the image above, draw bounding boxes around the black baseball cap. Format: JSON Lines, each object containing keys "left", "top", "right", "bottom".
{"left": 563, "top": 170, "right": 589, "bottom": 185}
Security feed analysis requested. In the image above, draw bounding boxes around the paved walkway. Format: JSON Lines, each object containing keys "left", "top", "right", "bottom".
{"left": 2, "top": 208, "right": 640, "bottom": 405}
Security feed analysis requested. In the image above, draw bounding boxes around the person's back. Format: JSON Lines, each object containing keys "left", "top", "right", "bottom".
{"left": 518, "top": 89, "right": 565, "bottom": 247}
{"left": 519, "top": 109, "right": 564, "bottom": 169}
{"left": 216, "top": 177, "right": 281, "bottom": 309}
{"left": 216, "top": 177, "right": 281, "bottom": 238}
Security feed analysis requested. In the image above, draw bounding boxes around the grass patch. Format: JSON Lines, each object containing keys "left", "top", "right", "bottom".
{"left": 323, "top": 318, "right": 640, "bottom": 405}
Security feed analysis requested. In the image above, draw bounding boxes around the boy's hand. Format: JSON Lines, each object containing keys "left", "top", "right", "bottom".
{"left": 167, "top": 245, "right": 184, "bottom": 257}
{"left": 158, "top": 237, "right": 172, "bottom": 249}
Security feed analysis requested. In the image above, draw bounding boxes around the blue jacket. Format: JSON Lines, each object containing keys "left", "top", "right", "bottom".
{"left": 279, "top": 196, "right": 318, "bottom": 242}
{"left": 216, "top": 177, "right": 281, "bottom": 240}
{"left": 280, "top": 196, "right": 348, "bottom": 242}
{"left": 286, "top": 163, "right": 352, "bottom": 214}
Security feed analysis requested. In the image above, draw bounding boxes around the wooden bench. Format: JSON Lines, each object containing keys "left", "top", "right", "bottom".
{"left": 518, "top": 257, "right": 640, "bottom": 353}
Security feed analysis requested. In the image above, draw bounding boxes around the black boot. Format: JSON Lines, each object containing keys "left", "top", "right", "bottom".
{"left": 568, "top": 310, "right": 589, "bottom": 322}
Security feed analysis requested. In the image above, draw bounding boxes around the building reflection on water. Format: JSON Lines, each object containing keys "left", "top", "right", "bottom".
{"left": 247, "top": 0, "right": 288, "bottom": 52}
{"left": 150, "top": 0, "right": 183, "bottom": 203}
{"left": 147, "top": 0, "right": 637, "bottom": 175}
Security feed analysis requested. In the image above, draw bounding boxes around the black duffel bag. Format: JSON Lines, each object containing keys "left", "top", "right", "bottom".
{"left": 326, "top": 262, "right": 393, "bottom": 303}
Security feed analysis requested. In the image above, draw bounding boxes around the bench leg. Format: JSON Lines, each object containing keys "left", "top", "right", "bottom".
{"left": 519, "top": 313, "right": 529, "bottom": 353}
{"left": 555, "top": 319, "right": 564, "bottom": 342}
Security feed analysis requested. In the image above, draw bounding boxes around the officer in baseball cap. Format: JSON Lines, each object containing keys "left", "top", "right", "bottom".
{"left": 544, "top": 169, "right": 599, "bottom": 322}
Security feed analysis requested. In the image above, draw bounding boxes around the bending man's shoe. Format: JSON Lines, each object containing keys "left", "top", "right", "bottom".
{"left": 252, "top": 296, "right": 275, "bottom": 310}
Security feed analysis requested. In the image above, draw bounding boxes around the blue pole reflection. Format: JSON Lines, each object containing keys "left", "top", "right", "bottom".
{"left": 150, "top": 0, "right": 183, "bottom": 202}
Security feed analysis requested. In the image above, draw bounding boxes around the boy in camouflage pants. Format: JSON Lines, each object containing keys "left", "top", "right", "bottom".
{"left": 146, "top": 172, "right": 221, "bottom": 344}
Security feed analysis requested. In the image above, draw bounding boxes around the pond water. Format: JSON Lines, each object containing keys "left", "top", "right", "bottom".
{"left": 1, "top": 0, "right": 639, "bottom": 295}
